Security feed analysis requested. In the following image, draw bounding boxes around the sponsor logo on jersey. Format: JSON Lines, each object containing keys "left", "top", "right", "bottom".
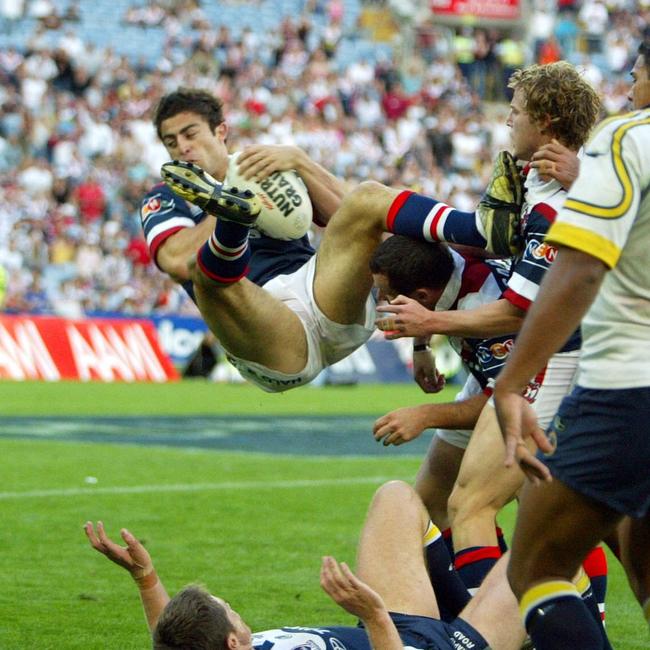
{"left": 477, "top": 339, "right": 514, "bottom": 363}
{"left": 531, "top": 241, "right": 557, "bottom": 263}
{"left": 141, "top": 194, "right": 175, "bottom": 222}
{"left": 452, "top": 629, "right": 476, "bottom": 648}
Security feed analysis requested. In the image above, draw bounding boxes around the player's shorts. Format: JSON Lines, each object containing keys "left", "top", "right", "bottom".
{"left": 435, "top": 374, "right": 482, "bottom": 449}
{"left": 540, "top": 385, "right": 650, "bottom": 518}
{"left": 226, "top": 254, "right": 376, "bottom": 392}
{"left": 486, "top": 349, "right": 579, "bottom": 429}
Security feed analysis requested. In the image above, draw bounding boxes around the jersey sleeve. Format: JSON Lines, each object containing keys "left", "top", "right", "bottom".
{"left": 546, "top": 113, "right": 649, "bottom": 269}
{"left": 502, "top": 202, "right": 558, "bottom": 311}
{"left": 140, "top": 183, "right": 202, "bottom": 268}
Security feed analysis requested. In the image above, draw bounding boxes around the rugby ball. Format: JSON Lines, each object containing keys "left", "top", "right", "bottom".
{"left": 225, "top": 153, "right": 312, "bottom": 240}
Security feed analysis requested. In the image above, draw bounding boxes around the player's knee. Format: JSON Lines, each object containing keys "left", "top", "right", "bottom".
{"left": 372, "top": 480, "right": 417, "bottom": 513}
{"left": 339, "top": 181, "right": 390, "bottom": 228}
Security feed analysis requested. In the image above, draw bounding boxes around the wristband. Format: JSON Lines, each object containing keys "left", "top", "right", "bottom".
{"left": 133, "top": 568, "right": 158, "bottom": 590}
{"left": 412, "top": 344, "right": 430, "bottom": 352}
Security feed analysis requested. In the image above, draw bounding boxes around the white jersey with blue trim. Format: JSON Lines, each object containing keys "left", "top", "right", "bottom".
{"left": 252, "top": 627, "right": 370, "bottom": 650}
{"left": 252, "top": 627, "right": 425, "bottom": 650}
{"left": 546, "top": 108, "right": 650, "bottom": 389}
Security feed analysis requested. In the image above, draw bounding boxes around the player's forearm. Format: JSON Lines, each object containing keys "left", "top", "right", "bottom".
{"left": 362, "top": 610, "right": 405, "bottom": 650}
{"left": 156, "top": 217, "right": 216, "bottom": 281}
{"left": 496, "top": 247, "right": 606, "bottom": 393}
{"left": 135, "top": 571, "right": 170, "bottom": 632}
{"left": 292, "top": 149, "right": 347, "bottom": 223}
{"left": 427, "top": 300, "right": 524, "bottom": 338}
{"left": 417, "top": 393, "right": 487, "bottom": 431}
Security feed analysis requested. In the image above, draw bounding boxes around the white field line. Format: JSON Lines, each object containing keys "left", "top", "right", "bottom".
{"left": 0, "top": 475, "right": 398, "bottom": 500}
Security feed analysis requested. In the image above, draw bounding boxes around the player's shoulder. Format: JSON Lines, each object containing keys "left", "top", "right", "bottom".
{"left": 586, "top": 109, "right": 650, "bottom": 155}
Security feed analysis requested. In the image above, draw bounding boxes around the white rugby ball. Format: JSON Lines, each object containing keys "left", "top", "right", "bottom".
{"left": 225, "top": 153, "right": 312, "bottom": 240}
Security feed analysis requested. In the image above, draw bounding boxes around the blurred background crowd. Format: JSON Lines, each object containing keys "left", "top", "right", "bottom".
{"left": 1, "top": 0, "right": 648, "bottom": 318}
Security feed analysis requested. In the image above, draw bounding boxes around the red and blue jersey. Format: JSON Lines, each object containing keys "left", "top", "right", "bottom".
{"left": 439, "top": 249, "right": 515, "bottom": 389}
{"left": 503, "top": 169, "right": 580, "bottom": 353}
{"left": 140, "top": 182, "right": 315, "bottom": 299}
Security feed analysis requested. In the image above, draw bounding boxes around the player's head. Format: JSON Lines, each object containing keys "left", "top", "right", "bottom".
{"left": 153, "top": 585, "right": 252, "bottom": 650}
{"left": 369, "top": 235, "right": 454, "bottom": 308}
{"left": 153, "top": 88, "right": 229, "bottom": 180}
{"left": 507, "top": 62, "right": 601, "bottom": 159}
{"left": 630, "top": 42, "right": 650, "bottom": 110}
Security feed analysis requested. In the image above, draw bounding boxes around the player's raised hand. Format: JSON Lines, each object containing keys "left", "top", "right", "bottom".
{"left": 84, "top": 521, "right": 154, "bottom": 579}
{"left": 376, "top": 296, "right": 435, "bottom": 339}
{"left": 320, "top": 556, "right": 386, "bottom": 621}
{"left": 373, "top": 406, "right": 430, "bottom": 446}
{"left": 530, "top": 139, "right": 579, "bottom": 190}
{"left": 493, "top": 389, "right": 553, "bottom": 485}
{"left": 236, "top": 145, "right": 304, "bottom": 181}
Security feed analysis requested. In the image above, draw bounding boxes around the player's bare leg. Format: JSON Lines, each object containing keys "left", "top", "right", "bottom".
{"left": 448, "top": 404, "right": 524, "bottom": 551}
{"left": 164, "top": 160, "right": 308, "bottom": 374}
{"left": 415, "top": 436, "right": 466, "bottom": 531}
{"left": 617, "top": 514, "right": 650, "bottom": 616}
{"left": 355, "top": 480, "right": 439, "bottom": 618}
{"left": 313, "top": 181, "right": 400, "bottom": 325}
{"left": 508, "top": 479, "right": 620, "bottom": 649}
{"left": 191, "top": 269, "right": 308, "bottom": 374}
{"left": 356, "top": 481, "right": 524, "bottom": 650}
{"left": 459, "top": 555, "right": 526, "bottom": 650}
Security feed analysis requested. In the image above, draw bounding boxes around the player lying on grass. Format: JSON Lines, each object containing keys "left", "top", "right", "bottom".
{"left": 85, "top": 480, "right": 527, "bottom": 650}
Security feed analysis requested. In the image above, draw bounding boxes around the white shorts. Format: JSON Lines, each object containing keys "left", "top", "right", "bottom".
{"left": 226, "top": 254, "right": 376, "bottom": 392}
{"left": 435, "top": 373, "right": 483, "bottom": 450}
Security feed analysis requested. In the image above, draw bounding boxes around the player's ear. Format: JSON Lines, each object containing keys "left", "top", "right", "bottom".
{"left": 412, "top": 287, "right": 439, "bottom": 309}
{"left": 226, "top": 632, "right": 239, "bottom": 650}
{"left": 214, "top": 121, "right": 228, "bottom": 141}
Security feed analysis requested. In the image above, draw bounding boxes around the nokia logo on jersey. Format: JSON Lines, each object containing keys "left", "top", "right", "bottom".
{"left": 525, "top": 239, "right": 557, "bottom": 263}
{"left": 476, "top": 339, "right": 514, "bottom": 363}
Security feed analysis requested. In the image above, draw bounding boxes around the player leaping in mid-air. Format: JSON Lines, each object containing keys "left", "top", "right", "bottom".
{"left": 154, "top": 86, "right": 524, "bottom": 393}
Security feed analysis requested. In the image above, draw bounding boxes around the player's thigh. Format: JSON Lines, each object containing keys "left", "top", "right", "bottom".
{"left": 313, "top": 182, "right": 399, "bottom": 324}
{"left": 356, "top": 481, "right": 439, "bottom": 618}
{"left": 508, "top": 479, "right": 621, "bottom": 598}
{"left": 193, "top": 276, "right": 307, "bottom": 371}
{"left": 449, "top": 403, "right": 524, "bottom": 518}
{"left": 415, "top": 436, "right": 466, "bottom": 528}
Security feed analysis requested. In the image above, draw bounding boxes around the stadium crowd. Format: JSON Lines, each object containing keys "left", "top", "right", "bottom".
{"left": 0, "top": 0, "right": 646, "bottom": 318}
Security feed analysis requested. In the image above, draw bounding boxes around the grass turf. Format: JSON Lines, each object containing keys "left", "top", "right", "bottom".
{"left": 0, "top": 380, "right": 645, "bottom": 647}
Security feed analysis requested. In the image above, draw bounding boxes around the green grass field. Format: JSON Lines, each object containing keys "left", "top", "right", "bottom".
{"left": 0, "top": 380, "right": 645, "bottom": 648}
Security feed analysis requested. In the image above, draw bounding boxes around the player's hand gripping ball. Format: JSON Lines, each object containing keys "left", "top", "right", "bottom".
{"left": 226, "top": 154, "right": 312, "bottom": 240}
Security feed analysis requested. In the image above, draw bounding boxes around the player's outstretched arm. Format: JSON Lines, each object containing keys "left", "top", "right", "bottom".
{"left": 377, "top": 296, "right": 524, "bottom": 340}
{"left": 373, "top": 393, "right": 487, "bottom": 446}
{"left": 85, "top": 521, "right": 170, "bottom": 632}
{"left": 320, "top": 556, "right": 403, "bottom": 650}
{"left": 236, "top": 145, "right": 347, "bottom": 223}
